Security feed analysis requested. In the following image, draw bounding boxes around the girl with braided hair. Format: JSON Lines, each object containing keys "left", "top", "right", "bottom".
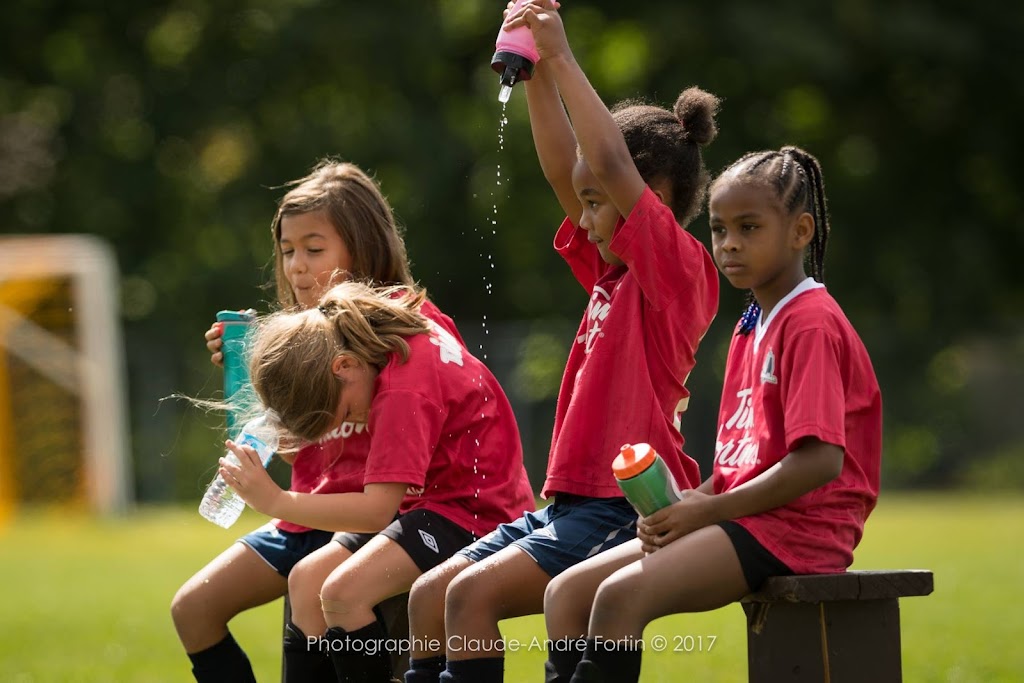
{"left": 542, "top": 146, "right": 883, "bottom": 683}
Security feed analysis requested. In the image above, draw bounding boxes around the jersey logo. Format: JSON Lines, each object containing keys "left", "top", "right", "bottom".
{"left": 406, "top": 485, "right": 425, "bottom": 496}
{"left": 318, "top": 421, "right": 368, "bottom": 443}
{"left": 429, "top": 321, "right": 464, "bottom": 366}
{"left": 715, "top": 387, "right": 760, "bottom": 467}
{"left": 419, "top": 530, "right": 440, "bottom": 554}
{"left": 576, "top": 285, "right": 612, "bottom": 353}
{"left": 760, "top": 348, "right": 778, "bottom": 385}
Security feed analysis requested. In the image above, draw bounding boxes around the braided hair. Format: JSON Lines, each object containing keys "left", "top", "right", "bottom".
{"left": 711, "top": 146, "right": 831, "bottom": 334}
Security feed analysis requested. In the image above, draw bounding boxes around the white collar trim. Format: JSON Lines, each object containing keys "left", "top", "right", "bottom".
{"left": 754, "top": 278, "right": 825, "bottom": 353}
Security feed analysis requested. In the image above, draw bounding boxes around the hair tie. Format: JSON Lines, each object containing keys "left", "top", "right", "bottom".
{"left": 736, "top": 301, "right": 761, "bottom": 336}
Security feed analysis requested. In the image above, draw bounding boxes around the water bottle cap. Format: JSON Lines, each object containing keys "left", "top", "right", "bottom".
{"left": 216, "top": 309, "right": 257, "bottom": 323}
{"left": 612, "top": 443, "right": 657, "bottom": 480}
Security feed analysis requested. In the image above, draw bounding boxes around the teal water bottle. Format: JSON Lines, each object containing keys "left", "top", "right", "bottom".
{"left": 215, "top": 309, "right": 256, "bottom": 435}
{"left": 612, "top": 443, "right": 683, "bottom": 517}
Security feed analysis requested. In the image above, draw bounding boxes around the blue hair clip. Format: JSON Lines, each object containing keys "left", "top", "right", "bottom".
{"left": 737, "top": 301, "right": 761, "bottom": 336}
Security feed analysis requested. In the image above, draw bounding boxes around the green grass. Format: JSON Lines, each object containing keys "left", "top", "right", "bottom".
{"left": 0, "top": 494, "right": 1020, "bottom": 682}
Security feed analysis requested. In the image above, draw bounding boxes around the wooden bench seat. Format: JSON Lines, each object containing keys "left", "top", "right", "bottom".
{"left": 741, "top": 570, "right": 934, "bottom": 683}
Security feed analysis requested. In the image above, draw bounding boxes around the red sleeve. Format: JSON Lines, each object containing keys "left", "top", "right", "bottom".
{"left": 554, "top": 216, "right": 607, "bottom": 293}
{"left": 780, "top": 329, "right": 847, "bottom": 451}
{"left": 363, "top": 389, "right": 444, "bottom": 487}
{"left": 609, "top": 187, "right": 717, "bottom": 313}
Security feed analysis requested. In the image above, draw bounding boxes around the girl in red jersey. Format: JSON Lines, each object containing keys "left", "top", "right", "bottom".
{"left": 219, "top": 281, "right": 534, "bottom": 683}
{"left": 543, "top": 146, "right": 883, "bottom": 682}
{"left": 404, "top": 3, "right": 721, "bottom": 682}
{"left": 172, "top": 160, "right": 470, "bottom": 683}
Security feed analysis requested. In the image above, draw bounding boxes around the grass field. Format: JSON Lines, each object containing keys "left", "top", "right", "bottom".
{"left": 0, "top": 493, "right": 1020, "bottom": 682}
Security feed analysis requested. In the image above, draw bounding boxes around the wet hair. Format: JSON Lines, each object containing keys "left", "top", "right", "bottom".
{"left": 610, "top": 87, "right": 721, "bottom": 225}
{"left": 270, "top": 160, "right": 414, "bottom": 308}
{"left": 248, "top": 281, "right": 429, "bottom": 443}
{"left": 711, "top": 146, "right": 831, "bottom": 334}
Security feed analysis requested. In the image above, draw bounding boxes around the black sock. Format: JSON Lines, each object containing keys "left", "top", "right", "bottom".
{"left": 282, "top": 622, "right": 337, "bottom": 683}
{"left": 544, "top": 638, "right": 588, "bottom": 683}
{"left": 404, "top": 655, "right": 446, "bottom": 683}
{"left": 325, "top": 621, "right": 394, "bottom": 683}
{"left": 438, "top": 657, "right": 504, "bottom": 683}
{"left": 569, "top": 639, "right": 642, "bottom": 683}
{"left": 187, "top": 632, "right": 257, "bottom": 683}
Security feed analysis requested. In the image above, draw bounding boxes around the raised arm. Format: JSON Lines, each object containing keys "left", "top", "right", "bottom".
{"left": 524, "top": 62, "right": 581, "bottom": 222}
{"left": 508, "top": 1, "right": 646, "bottom": 219}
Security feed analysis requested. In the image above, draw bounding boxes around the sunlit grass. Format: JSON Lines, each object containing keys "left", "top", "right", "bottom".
{"left": 0, "top": 494, "right": 1019, "bottom": 682}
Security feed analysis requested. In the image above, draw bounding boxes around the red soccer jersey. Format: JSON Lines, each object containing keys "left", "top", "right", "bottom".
{"left": 275, "top": 424, "right": 371, "bottom": 533}
{"left": 274, "top": 297, "right": 468, "bottom": 534}
{"left": 545, "top": 186, "right": 718, "bottom": 499}
{"left": 362, "top": 319, "right": 535, "bottom": 538}
{"left": 713, "top": 280, "right": 882, "bottom": 574}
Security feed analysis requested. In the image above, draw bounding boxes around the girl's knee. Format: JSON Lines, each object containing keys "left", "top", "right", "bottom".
{"left": 591, "top": 574, "right": 634, "bottom": 613}
{"left": 169, "top": 584, "right": 191, "bottom": 627}
{"left": 444, "top": 565, "right": 495, "bottom": 620}
{"left": 170, "top": 582, "right": 217, "bottom": 634}
{"left": 319, "top": 571, "right": 351, "bottom": 606}
{"left": 287, "top": 555, "right": 321, "bottom": 597}
{"left": 409, "top": 567, "right": 447, "bottom": 612}
{"left": 543, "top": 570, "right": 572, "bottom": 609}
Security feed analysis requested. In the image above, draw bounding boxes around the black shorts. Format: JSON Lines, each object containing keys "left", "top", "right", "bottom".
{"left": 333, "top": 509, "right": 475, "bottom": 573}
{"left": 718, "top": 520, "right": 793, "bottom": 592}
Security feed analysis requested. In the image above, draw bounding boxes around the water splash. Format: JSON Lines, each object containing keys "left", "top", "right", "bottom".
{"left": 476, "top": 103, "right": 510, "bottom": 361}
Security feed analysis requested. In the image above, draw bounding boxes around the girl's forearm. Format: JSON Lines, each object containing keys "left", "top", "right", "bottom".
{"left": 544, "top": 54, "right": 643, "bottom": 216}
{"left": 525, "top": 64, "right": 580, "bottom": 220}
{"left": 544, "top": 56, "right": 630, "bottom": 183}
{"left": 269, "top": 485, "right": 405, "bottom": 533}
{"left": 711, "top": 444, "right": 844, "bottom": 523}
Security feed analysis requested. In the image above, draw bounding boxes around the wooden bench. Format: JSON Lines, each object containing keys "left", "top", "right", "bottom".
{"left": 741, "top": 570, "right": 934, "bottom": 683}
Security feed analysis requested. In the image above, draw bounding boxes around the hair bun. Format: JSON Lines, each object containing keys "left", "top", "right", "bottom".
{"left": 673, "top": 87, "right": 721, "bottom": 146}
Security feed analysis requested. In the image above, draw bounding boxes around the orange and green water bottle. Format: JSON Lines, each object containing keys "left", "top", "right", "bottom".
{"left": 612, "top": 443, "right": 683, "bottom": 517}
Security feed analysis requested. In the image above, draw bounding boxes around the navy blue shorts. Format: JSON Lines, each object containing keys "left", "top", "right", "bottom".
{"left": 238, "top": 523, "right": 334, "bottom": 578}
{"left": 458, "top": 495, "right": 638, "bottom": 578}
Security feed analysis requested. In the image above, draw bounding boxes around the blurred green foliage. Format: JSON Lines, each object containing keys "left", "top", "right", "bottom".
{"left": 1, "top": 0, "right": 1022, "bottom": 499}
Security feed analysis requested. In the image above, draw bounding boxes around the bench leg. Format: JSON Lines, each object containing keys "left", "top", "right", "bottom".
{"left": 743, "top": 598, "right": 903, "bottom": 683}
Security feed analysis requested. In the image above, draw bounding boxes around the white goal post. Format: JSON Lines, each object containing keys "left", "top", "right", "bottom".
{"left": 0, "top": 234, "right": 131, "bottom": 516}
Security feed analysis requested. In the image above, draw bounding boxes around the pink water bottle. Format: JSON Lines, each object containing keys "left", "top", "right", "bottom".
{"left": 491, "top": 0, "right": 541, "bottom": 103}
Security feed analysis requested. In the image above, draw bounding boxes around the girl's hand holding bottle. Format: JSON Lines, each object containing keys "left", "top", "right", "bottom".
{"left": 219, "top": 439, "right": 285, "bottom": 517}
{"left": 503, "top": 0, "right": 569, "bottom": 63}
{"left": 637, "top": 491, "right": 717, "bottom": 554}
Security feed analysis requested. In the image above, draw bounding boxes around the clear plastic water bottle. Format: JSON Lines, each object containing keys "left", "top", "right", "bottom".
{"left": 198, "top": 412, "right": 280, "bottom": 528}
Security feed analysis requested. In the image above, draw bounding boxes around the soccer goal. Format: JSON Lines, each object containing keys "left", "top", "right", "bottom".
{"left": 0, "top": 234, "right": 131, "bottom": 522}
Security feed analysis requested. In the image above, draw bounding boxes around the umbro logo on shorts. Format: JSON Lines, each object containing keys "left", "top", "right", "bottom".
{"left": 419, "top": 530, "right": 439, "bottom": 553}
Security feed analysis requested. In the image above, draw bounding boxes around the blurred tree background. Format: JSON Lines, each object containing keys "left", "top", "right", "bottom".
{"left": 2, "top": 0, "right": 1022, "bottom": 503}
